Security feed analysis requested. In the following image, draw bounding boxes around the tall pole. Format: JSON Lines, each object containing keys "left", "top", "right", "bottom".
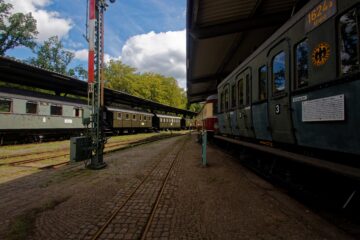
{"left": 87, "top": 0, "right": 111, "bottom": 169}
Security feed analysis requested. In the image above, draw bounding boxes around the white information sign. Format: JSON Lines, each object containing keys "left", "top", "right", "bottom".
{"left": 64, "top": 119, "right": 73, "bottom": 124}
{"left": 302, "top": 94, "right": 345, "bottom": 122}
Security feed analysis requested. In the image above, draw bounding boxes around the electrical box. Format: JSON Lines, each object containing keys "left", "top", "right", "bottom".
{"left": 70, "top": 136, "right": 92, "bottom": 162}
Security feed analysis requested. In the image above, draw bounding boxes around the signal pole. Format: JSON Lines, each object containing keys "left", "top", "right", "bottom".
{"left": 87, "top": 0, "right": 114, "bottom": 169}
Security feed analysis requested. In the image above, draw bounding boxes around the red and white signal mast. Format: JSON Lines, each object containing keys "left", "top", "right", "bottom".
{"left": 87, "top": 0, "right": 115, "bottom": 169}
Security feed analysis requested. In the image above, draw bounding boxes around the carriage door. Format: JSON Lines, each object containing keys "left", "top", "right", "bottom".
{"left": 237, "top": 68, "right": 254, "bottom": 138}
{"left": 268, "top": 40, "right": 295, "bottom": 144}
{"left": 224, "top": 84, "right": 232, "bottom": 135}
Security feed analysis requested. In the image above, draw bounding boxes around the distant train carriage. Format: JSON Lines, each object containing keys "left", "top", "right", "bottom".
{"left": 153, "top": 114, "right": 181, "bottom": 130}
{"left": 0, "top": 87, "right": 90, "bottom": 143}
{"left": 217, "top": 0, "right": 360, "bottom": 155}
{"left": 196, "top": 95, "right": 218, "bottom": 136}
{"left": 106, "top": 107, "right": 153, "bottom": 134}
{"left": 183, "top": 118, "right": 195, "bottom": 130}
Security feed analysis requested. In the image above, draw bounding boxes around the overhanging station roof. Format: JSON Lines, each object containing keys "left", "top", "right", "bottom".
{"left": 0, "top": 57, "right": 196, "bottom": 116}
{"left": 187, "top": 0, "right": 306, "bottom": 103}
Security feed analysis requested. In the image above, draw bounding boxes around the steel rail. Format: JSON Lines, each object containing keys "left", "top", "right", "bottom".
{"left": 140, "top": 138, "right": 186, "bottom": 239}
{"left": 91, "top": 137, "right": 186, "bottom": 240}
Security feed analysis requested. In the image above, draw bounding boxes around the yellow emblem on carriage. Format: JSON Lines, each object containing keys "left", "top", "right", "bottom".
{"left": 312, "top": 42, "right": 330, "bottom": 66}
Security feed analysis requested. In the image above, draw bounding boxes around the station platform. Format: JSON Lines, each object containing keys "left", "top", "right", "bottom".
{"left": 0, "top": 133, "right": 354, "bottom": 239}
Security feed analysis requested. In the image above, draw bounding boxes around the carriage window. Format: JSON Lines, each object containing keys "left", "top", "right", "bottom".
{"left": 50, "top": 105, "right": 62, "bottom": 116}
{"left": 339, "top": 8, "right": 359, "bottom": 74}
{"left": 117, "top": 112, "right": 122, "bottom": 120}
{"left": 295, "top": 39, "right": 309, "bottom": 87}
{"left": 224, "top": 88, "right": 229, "bottom": 111}
{"left": 259, "top": 66, "right": 267, "bottom": 100}
{"left": 26, "top": 102, "right": 37, "bottom": 114}
{"left": 231, "top": 84, "right": 236, "bottom": 108}
{"left": 139, "top": 115, "right": 142, "bottom": 121}
{"left": 0, "top": 99, "right": 11, "bottom": 112}
{"left": 125, "top": 114, "right": 129, "bottom": 120}
{"left": 133, "top": 114, "right": 136, "bottom": 120}
{"left": 74, "top": 108, "right": 82, "bottom": 117}
{"left": 245, "top": 74, "right": 250, "bottom": 105}
{"left": 213, "top": 101, "right": 218, "bottom": 115}
{"left": 238, "top": 79, "right": 244, "bottom": 106}
{"left": 272, "top": 51, "right": 286, "bottom": 93}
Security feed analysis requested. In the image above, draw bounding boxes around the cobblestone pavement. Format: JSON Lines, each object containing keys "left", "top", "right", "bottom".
{"left": 0, "top": 133, "right": 355, "bottom": 240}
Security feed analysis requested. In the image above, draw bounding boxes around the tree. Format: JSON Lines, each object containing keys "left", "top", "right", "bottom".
{"left": 189, "top": 103, "right": 202, "bottom": 112}
{"left": 28, "top": 36, "right": 74, "bottom": 75}
{"left": 105, "top": 59, "right": 138, "bottom": 94}
{"left": 0, "top": 0, "right": 38, "bottom": 56}
{"left": 68, "top": 65, "right": 88, "bottom": 80}
{"left": 104, "top": 60, "right": 190, "bottom": 109}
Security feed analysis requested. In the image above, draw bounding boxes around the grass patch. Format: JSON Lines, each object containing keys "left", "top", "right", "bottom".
{"left": 6, "top": 196, "right": 70, "bottom": 240}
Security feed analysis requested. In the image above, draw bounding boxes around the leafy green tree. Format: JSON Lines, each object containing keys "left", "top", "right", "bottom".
{"left": 68, "top": 65, "right": 88, "bottom": 80}
{"left": 189, "top": 103, "right": 202, "bottom": 112}
{"left": 28, "top": 36, "right": 74, "bottom": 75}
{"left": 0, "top": 0, "right": 38, "bottom": 56}
{"left": 104, "top": 60, "right": 190, "bottom": 109}
{"left": 105, "top": 59, "right": 138, "bottom": 94}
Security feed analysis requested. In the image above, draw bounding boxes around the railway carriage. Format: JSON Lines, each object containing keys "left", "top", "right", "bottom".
{"left": 218, "top": 0, "right": 360, "bottom": 155}
{"left": 0, "top": 87, "right": 90, "bottom": 143}
{"left": 106, "top": 107, "right": 153, "bottom": 134}
{"left": 0, "top": 86, "right": 187, "bottom": 143}
{"left": 153, "top": 114, "right": 181, "bottom": 130}
{"left": 196, "top": 94, "right": 218, "bottom": 136}
{"left": 183, "top": 118, "right": 195, "bottom": 130}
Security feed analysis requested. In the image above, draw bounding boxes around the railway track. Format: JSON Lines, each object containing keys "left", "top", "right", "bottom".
{"left": 0, "top": 135, "right": 159, "bottom": 160}
{"left": 0, "top": 138, "right": 134, "bottom": 161}
{"left": 0, "top": 152, "right": 69, "bottom": 167}
{"left": 90, "top": 137, "right": 186, "bottom": 240}
{"left": 0, "top": 133, "right": 185, "bottom": 170}
{"left": 0, "top": 148, "right": 68, "bottom": 160}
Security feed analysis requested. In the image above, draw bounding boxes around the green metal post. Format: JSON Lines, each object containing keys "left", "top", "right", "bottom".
{"left": 202, "top": 130, "right": 207, "bottom": 166}
{"left": 88, "top": 0, "right": 106, "bottom": 169}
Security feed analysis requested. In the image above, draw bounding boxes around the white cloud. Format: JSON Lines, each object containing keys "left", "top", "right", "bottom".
{"left": 104, "top": 53, "right": 121, "bottom": 64}
{"left": 5, "top": 0, "right": 72, "bottom": 41}
{"left": 73, "top": 49, "right": 122, "bottom": 64}
{"left": 73, "top": 49, "right": 88, "bottom": 61}
{"left": 65, "top": 39, "right": 84, "bottom": 49}
{"left": 121, "top": 30, "right": 186, "bottom": 88}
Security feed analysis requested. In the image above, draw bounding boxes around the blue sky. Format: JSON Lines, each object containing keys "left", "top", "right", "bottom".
{"left": 5, "top": 0, "right": 187, "bottom": 87}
